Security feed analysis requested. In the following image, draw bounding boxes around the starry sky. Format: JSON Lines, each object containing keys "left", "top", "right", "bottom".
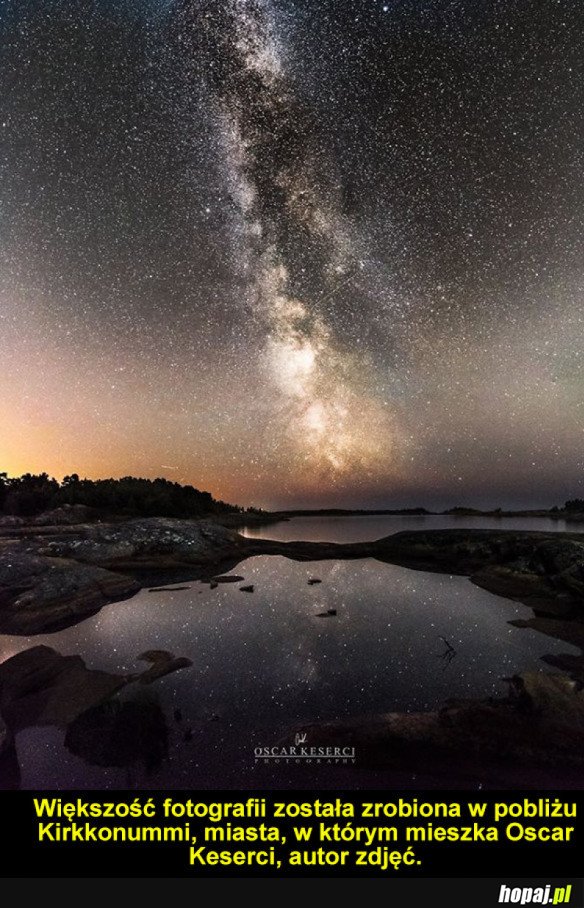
{"left": 1, "top": 0, "right": 583, "bottom": 510}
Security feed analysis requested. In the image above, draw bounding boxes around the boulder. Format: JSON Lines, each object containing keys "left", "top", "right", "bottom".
{"left": 0, "top": 547, "right": 140, "bottom": 635}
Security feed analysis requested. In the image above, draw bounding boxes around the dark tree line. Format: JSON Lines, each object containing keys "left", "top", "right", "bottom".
{"left": 564, "top": 499, "right": 584, "bottom": 513}
{"left": 0, "top": 473, "right": 241, "bottom": 519}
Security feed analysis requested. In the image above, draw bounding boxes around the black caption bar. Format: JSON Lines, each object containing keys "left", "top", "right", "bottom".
{"left": 1, "top": 879, "right": 583, "bottom": 907}
{"left": 2, "top": 790, "right": 583, "bottom": 880}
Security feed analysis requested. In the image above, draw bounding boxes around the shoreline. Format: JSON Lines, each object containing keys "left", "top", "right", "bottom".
{"left": 233, "top": 507, "right": 584, "bottom": 523}
{"left": 1, "top": 515, "right": 583, "bottom": 789}
{"left": 0, "top": 517, "right": 582, "bottom": 662}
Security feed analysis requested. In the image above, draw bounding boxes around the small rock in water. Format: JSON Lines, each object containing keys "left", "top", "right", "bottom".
{"left": 316, "top": 608, "right": 337, "bottom": 617}
{"left": 138, "top": 649, "right": 171, "bottom": 663}
{"left": 137, "top": 650, "right": 193, "bottom": 684}
{"left": 211, "top": 575, "right": 245, "bottom": 584}
{"left": 308, "top": 578, "right": 322, "bottom": 585}
{"left": 240, "top": 584, "right": 254, "bottom": 592}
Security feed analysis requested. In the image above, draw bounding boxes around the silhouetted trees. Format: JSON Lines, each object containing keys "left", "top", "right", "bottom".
{"left": 2, "top": 473, "right": 59, "bottom": 516}
{"left": 564, "top": 499, "right": 584, "bottom": 513}
{"left": 0, "top": 473, "right": 240, "bottom": 519}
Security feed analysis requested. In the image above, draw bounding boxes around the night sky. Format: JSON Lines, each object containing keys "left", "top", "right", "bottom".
{"left": 1, "top": 0, "right": 583, "bottom": 509}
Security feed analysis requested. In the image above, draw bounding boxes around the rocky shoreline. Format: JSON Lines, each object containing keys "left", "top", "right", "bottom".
{"left": 278, "top": 671, "right": 584, "bottom": 789}
{"left": 244, "top": 528, "right": 584, "bottom": 681}
{"left": 1, "top": 518, "right": 583, "bottom": 635}
{"left": 0, "top": 518, "right": 247, "bottom": 635}
{"left": 1, "top": 516, "right": 583, "bottom": 787}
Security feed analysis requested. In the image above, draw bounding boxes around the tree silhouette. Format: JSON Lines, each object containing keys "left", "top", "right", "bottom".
{"left": 0, "top": 473, "right": 241, "bottom": 519}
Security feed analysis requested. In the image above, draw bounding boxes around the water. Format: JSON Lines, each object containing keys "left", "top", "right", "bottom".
{"left": 241, "top": 513, "right": 575, "bottom": 542}
{"left": 0, "top": 515, "right": 579, "bottom": 789}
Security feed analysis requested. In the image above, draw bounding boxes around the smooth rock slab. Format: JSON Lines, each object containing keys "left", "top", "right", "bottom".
{"left": 0, "top": 548, "right": 140, "bottom": 635}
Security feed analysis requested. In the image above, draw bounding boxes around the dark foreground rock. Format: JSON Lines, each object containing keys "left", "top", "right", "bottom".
{"left": 0, "top": 644, "right": 193, "bottom": 787}
{"left": 65, "top": 695, "right": 169, "bottom": 772}
{"left": 281, "top": 672, "right": 584, "bottom": 788}
{"left": 0, "top": 713, "right": 19, "bottom": 789}
{"left": 0, "top": 645, "right": 127, "bottom": 731}
{"left": 382, "top": 530, "right": 584, "bottom": 613}
{"left": 0, "top": 645, "right": 193, "bottom": 731}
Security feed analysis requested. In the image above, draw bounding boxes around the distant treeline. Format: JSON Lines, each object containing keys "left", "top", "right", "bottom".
{"left": 564, "top": 499, "right": 584, "bottom": 513}
{"left": 0, "top": 473, "right": 242, "bottom": 518}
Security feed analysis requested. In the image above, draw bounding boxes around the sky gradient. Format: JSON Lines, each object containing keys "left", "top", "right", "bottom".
{"left": 1, "top": 0, "right": 583, "bottom": 509}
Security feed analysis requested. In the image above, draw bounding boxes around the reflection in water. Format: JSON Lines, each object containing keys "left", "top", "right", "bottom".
{"left": 0, "top": 644, "right": 190, "bottom": 789}
{"left": 65, "top": 691, "right": 169, "bottom": 780}
{"left": 241, "top": 514, "right": 576, "bottom": 542}
{"left": 437, "top": 635, "right": 458, "bottom": 668}
{"left": 0, "top": 531, "right": 579, "bottom": 789}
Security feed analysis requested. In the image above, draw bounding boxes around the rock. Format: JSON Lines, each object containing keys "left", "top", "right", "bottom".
{"left": 0, "top": 548, "right": 141, "bottom": 636}
{"left": 0, "top": 645, "right": 193, "bottom": 732}
{"left": 0, "top": 715, "right": 10, "bottom": 753}
{"left": 507, "top": 672, "right": 584, "bottom": 731}
{"left": 0, "top": 714, "right": 20, "bottom": 790}
{"left": 280, "top": 671, "right": 584, "bottom": 785}
{"left": 0, "top": 644, "right": 192, "bottom": 780}
{"left": 0, "top": 645, "right": 128, "bottom": 732}
{"left": 0, "top": 518, "right": 249, "bottom": 633}
{"left": 0, "top": 515, "right": 25, "bottom": 531}
{"left": 316, "top": 608, "right": 336, "bottom": 617}
{"left": 246, "top": 529, "right": 584, "bottom": 618}
{"left": 38, "top": 518, "right": 243, "bottom": 568}
{"left": 33, "top": 504, "right": 98, "bottom": 526}
{"left": 211, "top": 575, "right": 245, "bottom": 583}
{"left": 471, "top": 567, "right": 575, "bottom": 617}
{"left": 136, "top": 650, "right": 193, "bottom": 684}
{"left": 137, "top": 649, "right": 172, "bottom": 662}
{"left": 308, "top": 578, "right": 322, "bottom": 585}
{"left": 64, "top": 693, "right": 168, "bottom": 772}
{"left": 139, "top": 660, "right": 193, "bottom": 685}
{"left": 240, "top": 584, "right": 254, "bottom": 592}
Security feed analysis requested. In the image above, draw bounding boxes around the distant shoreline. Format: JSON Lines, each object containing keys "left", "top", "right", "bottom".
{"left": 240, "top": 506, "right": 584, "bottom": 523}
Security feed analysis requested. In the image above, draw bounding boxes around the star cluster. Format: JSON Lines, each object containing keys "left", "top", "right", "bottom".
{"left": 1, "top": 0, "right": 583, "bottom": 508}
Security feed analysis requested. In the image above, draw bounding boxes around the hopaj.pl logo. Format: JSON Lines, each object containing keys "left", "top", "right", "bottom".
{"left": 499, "top": 884, "right": 573, "bottom": 905}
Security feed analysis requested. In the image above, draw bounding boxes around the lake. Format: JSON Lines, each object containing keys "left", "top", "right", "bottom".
{"left": 0, "top": 515, "right": 579, "bottom": 789}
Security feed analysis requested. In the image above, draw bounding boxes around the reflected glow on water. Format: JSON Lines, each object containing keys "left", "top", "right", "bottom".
{"left": 0, "top": 516, "right": 578, "bottom": 790}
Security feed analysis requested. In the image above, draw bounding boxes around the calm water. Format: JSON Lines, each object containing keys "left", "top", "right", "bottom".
{"left": 241, "top": 513, "right": 575, "bottom": 542}
{"left": 1, "top": 515, "right": 579, "bottom": 789}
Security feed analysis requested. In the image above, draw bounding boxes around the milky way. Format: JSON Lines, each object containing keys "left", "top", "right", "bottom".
{"left": 0, "top": 0, "right": 583, "bottom": 508}
{"left": 193, "top": 0, "right": 399, "bottom": 480}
